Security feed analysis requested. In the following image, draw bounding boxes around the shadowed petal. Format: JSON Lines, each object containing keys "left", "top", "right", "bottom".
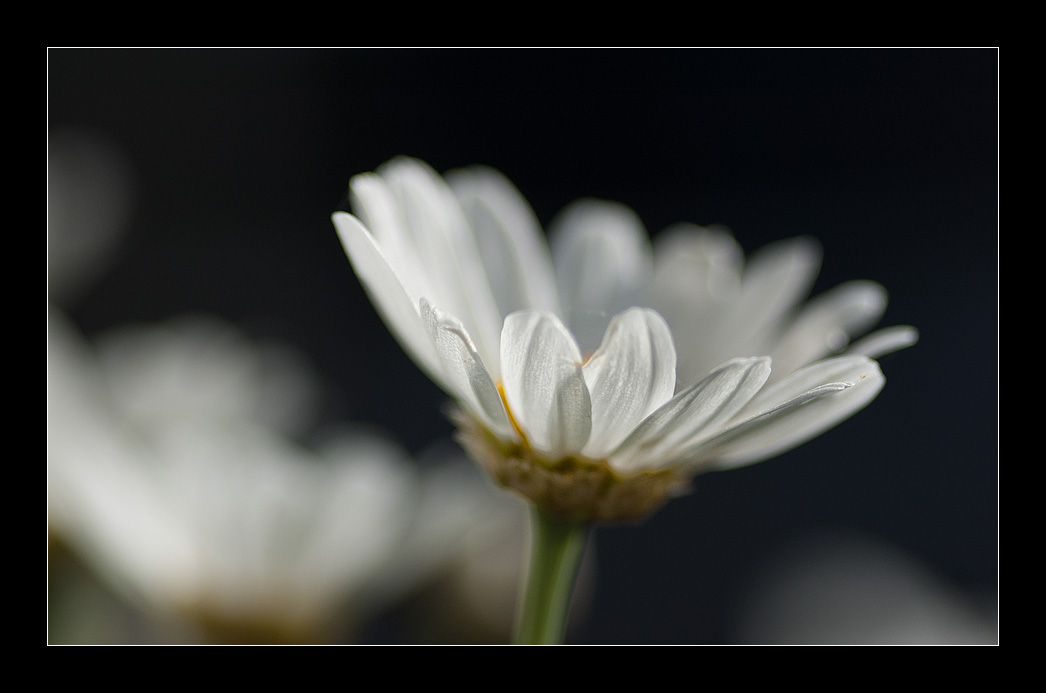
{"left": 447, "top": 166, "right": 561, "bottom": 318}
{"left": 421, "top": 299, "right": 514, "bottom": 440}
{"left": 645, "top": 224, "right": 744, "bottom": 385}
{"left": 549, "top": 200, "right": 653, "bottom": 355}
{"left": 715, "top": 236, "right": 823, "bottom": 357}
{"left": 770, "top": 280, "right": 889, "bottom": 375}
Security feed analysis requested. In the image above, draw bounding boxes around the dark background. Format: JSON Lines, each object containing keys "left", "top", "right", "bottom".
{"left": 48, "top": 48, "right": 997, "bottom": 644}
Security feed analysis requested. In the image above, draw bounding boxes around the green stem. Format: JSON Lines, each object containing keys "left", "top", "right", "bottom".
{"left": 512, "top": 506, "right": 589, "bottom": 645}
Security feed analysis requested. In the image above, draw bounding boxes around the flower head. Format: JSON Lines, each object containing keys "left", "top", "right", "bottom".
{"left": 333, "top": 157, "right": 914, "bottom": 523}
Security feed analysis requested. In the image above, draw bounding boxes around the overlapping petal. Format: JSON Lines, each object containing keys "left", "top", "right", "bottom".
{"left": 690, "top": 355, "right": 886, "bottom": 471}
{"left": 610, "top": 356, "right": 771, "bottom": 472}
{"left": 352, "top": 158, "right": 505, "bottom": 374}
{"left": 447, "top": 165, "right": 561, "bottom": 319}
{"left": 332, "top": 212, "right": 443, "bottom": 387}
{"left": 549, "top": 200, "right": 653, "bottom": 355}
{"left": 501, "top": 311, "right": 591, "bottom": 459}
{"left": 581, "top": 308, "right": 677, "bottom": 459}
{"left": 769, "top": 280, "right": 888, "bottom": 377}
{"left": 731, "top": 236, "right": 823, "bottom": 350}
{"left": 648, "top": 232, "right": 828, "bottom": 385}
{"left": 421, "top": 299, "right": 514, "bottom": 440}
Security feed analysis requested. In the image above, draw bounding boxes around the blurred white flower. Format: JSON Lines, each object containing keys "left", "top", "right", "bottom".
{"left": 47, "top": 309, "right": 515, "bottom": 643}
{"left": 333, "top": 157, "right": 915, "bottom": 522}
{"left": 91, "top": 314, "right": 321, "bottom": 437}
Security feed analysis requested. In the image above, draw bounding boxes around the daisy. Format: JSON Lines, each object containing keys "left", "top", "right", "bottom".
{"left": 333, "top": 157, "right": 915, "bottom": 524}
{"left": 47, "top": 310, "right": 516, "bottom": 643}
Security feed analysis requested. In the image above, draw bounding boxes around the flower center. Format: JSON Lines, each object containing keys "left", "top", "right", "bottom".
{"left": 453, "top": 399, "right": 687, "bottom": 524}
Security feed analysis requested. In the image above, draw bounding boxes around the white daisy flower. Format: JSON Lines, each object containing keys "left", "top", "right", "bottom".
{"left": 47, "top": 310, "right": 515, "bottom": 643}
{"left": 333, "top": 157, "right": 914, "bottom": 523}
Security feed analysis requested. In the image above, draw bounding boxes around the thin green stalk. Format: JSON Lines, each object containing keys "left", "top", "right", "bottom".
{"left": 512, "top": 506, "right": 588, "bottom": 645}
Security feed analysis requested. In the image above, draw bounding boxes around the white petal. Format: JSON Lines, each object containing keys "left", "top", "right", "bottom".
{"left": 770, "top": 280, "right": 889, "bottom": 376}
{"left": 420, "top": 299, "right": 514, "bottom": 439}
{"left": 350, "top": 170, "right": 437, "bottom": 309}
{"left": 501, "top": 311, "right": 591, "bottom": 458}
{"left": 446, "top": 165, "right": 561, "bottom": 317}
{"left": 369, "top": 158, "right": 505, "bottom": 376}
{"left": 581, "top": 308, "right": 677, "bottom": 459}
{"left": 645, "top": 224, "right": 745, "bottom": 386}
{"left": 549, "top": 199, "right": 653, "bottom": 355}
{"left": 610, "top": 356, "right": 771, "bottom": 472}
{"left": 687, "top": 356, "right": 886, "bottom": 471}
{"left": 847, "top": 325, "right": 920, "bottom": 359}
{"left": 646, "top": 223, "right": 744, "bottom": 311}
{"left": 349, "top": 171, "right": 409, "bottom": 252}
{"left": 332, "top": 212, "right": 443, "bottom": 387}
{"left": 714, "top": 236, "right": 823, "bottom": 357}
